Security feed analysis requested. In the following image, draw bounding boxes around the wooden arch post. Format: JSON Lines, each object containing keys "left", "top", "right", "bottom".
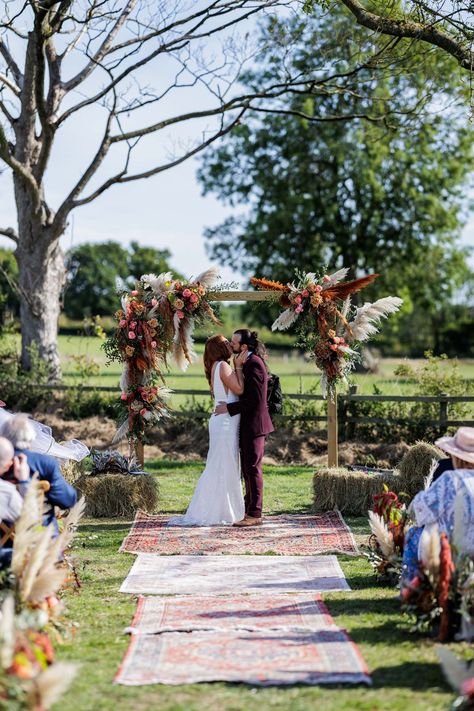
{"left": 210, "top": 290, "right": 338, "bottom": 469}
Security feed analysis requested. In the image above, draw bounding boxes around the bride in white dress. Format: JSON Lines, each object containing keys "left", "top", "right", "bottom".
{"left": 168, "top": 335, "right": 245, "bottom": 526}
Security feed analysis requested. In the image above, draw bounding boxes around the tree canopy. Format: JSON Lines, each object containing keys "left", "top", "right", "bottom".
{"left": 198, "top": 10, "right": 474, "bottom": 350}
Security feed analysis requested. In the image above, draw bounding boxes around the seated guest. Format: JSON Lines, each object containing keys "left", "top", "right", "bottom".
{"left": 402, "top": 427, "right": 474, "bottom": 582}
{"left": 0, "top": 436, "right": 30, "bottom": 567}
{"left": 1, "top": 415, "right": 77, "bottom": 534}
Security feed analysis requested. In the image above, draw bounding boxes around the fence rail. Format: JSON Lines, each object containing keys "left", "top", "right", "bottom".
{"left": 14, "top": 382, "right": 474, "bottom": 428}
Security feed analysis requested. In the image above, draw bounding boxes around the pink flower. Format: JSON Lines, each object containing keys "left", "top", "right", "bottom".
{"left": 120, "top": 393, "right": 128, "bottom": 401}
{"left": 461, "top": 679, "right": 474, "bottom": 697}
{"left": 315, "top": 284, "right": 323, "bottom": 293}
{"left": 140, "top": 408, "right": 147, "bottom": 417}
{"left": 129, "top": 321, "right": 137, "bottom": 329}
{"left": 151, "top": 341, "right": 157, "bottom": 348}
{"left": 119, "top": 319, "right": 127, "bottom": 328}
{"left": 302, "top": 289, "right": 309, "bottom": 297}
{"left": 190, "top": 293, "right": 199, "bottom": 303}
{"left": 151, "top": 298, "right": 158, "bottom": 306}
{"left": 333, "top": 336, "right": 341, "bottom": 344}
{"left": 182, "top": 288, "right": 192, "bottom": 298}
{"left": 295, "top": 295, "right": 302, "bottom": 305}
{"left": 131, "top": 290, "right": 139, "bottom": 296}
{"left": 323, "top": 275, "right": 331, "bottom": 283}
{"left": 177, "top": 310, "right": 185, "bottom": 319}
{"left": 295, "top": 305, "right": 304, "bottom": 314}
{"left": 128, "top": 331, "right": 136, "bottom": 339}
{"left": 329, "top": 344, "right": 338, "bottom": 351}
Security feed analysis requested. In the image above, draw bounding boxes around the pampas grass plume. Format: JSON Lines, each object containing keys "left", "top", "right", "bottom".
{"left": 419, "top": 524, "right": 440, "bottom": 579}
{"left": 33, "top": 662, "right": 78, "bottom": 709}
{"left": 368, "top": 511, "right": 395, "bottom": 558}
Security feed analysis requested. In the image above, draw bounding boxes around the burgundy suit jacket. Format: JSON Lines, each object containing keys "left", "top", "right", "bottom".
{"left": 227, "top": 353, "right": 274, "bottom": 437}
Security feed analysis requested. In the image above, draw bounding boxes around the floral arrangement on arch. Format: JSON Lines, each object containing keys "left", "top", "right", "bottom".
{"left": 103, "top": 268, "right": 221, "bottom": 447}
{"left": 365, "top": 485, "right": 409, "bottom": 584}
{"left": 251, "top": 269, "right": 402, "bottom": 395}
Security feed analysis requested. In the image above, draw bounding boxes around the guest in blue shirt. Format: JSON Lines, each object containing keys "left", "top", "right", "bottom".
{"left": 1, "top": 414, "right": 77, "bottom": 534}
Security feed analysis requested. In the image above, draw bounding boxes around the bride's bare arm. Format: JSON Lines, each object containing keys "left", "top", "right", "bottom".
{"left": 220, "top": 361, "right": 244, "bottom": 395}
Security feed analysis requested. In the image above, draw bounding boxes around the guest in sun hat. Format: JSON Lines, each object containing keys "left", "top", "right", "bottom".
{"left": 401, "top": 427, "right": 474, "bottom": 583}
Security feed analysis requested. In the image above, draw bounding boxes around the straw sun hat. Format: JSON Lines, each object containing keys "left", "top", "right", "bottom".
{"left": 435, "top": 427, "right": 474, "bottom": 465}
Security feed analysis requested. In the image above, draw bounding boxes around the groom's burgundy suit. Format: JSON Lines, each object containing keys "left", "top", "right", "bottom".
{"left": 227, "top": 353, "right": 274, "bottom": 518}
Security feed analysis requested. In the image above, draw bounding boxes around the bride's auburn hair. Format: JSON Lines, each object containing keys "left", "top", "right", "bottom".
{"left": 204, "top": 335, "right": 232, "bottom": 386}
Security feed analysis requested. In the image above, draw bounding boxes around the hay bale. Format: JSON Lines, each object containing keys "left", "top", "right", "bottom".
{"left": 75, "top": 473, "right": 158, "bottom": 518}
{"left": 397, "top": 441, "right": 444, "bottom": 500}
{"left": 312, "top": 467, "right": 401, "bottom": 516}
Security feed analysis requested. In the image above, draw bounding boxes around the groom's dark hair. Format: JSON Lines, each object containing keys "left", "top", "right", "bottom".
{"left": 234, "top": 329, "right": 268, "bottom": 361}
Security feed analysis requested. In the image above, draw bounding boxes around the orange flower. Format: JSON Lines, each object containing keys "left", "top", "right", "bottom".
{"left": 125, "top": 346, "right": 135, "bottom": 357}
{"left": 310, "top": 293, "right": 323, "bottom": 308}
{"left": 148, "top": 318, "right": 158, "bottom": 328}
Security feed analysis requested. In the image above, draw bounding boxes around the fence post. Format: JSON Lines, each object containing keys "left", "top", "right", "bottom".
{"left": 327, "top": 389, "right": 338, "bottom": 467}
{"left": 439, "top": 392, "right": 448, "bottom": 436}
{"left": 344, "top": 384, "right": 358, "bottom": 440}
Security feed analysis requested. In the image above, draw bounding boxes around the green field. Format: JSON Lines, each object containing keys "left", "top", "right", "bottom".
{"left": 57, "top": 334, "right": 474, "bottom": 403}
{"left": 57, "top": 462, "right": 467, "bottom": 711}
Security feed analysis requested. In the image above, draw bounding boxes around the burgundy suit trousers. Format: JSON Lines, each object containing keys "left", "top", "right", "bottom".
{"left": 240, "top": 434, "right": 265, "bottom": 518}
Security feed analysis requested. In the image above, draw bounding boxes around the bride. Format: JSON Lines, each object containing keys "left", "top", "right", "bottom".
{"left": 168, "top": 334, "right": 246, "bottom": 526}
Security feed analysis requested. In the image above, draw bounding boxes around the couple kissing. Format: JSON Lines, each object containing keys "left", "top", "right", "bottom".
{"left": 168, "top": 329, "right": 274, "bottom": 528}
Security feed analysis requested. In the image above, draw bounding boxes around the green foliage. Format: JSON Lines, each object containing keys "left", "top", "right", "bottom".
{"left": 0, "top": 248, "right": 19, "bottom": 326}
{"left": 198, "top": 9, "right": 474, "bottom": 339}
{"left": 0, "top": 341, "right": 50, "bottom": 410}
{"left": 64, "top": 241, "right": 181, "bottom": 320}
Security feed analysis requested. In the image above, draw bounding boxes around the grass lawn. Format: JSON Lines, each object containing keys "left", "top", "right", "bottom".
{"left": 57, "top": 461, "right": 467, "bottom": 711}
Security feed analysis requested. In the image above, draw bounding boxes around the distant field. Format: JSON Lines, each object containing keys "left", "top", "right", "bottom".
{"left": 52, "top": 336, "right": 474, "bottom": 409}
{"left": 4, "top": 334, "right": 473, "bottom": 409}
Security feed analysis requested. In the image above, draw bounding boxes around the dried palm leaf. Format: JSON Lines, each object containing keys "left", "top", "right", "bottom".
{"left": 368, "top": 511, "right": 395, "bottom": 559}
{"left": 323, "top": 274, "right": 379, "bottom": 301}
{"left": 141, "top": 272, "right": 174, "bottom": 294}
{"left": 112, "top": 418, "right": 130, "bottom": 445}
{"left": 423, "top": 458, "right": 439, "bottom": 490}
{"left": 271, "top": 308, "right": 300, "bottom": 332}
{"left": 322, "top": 268, "right": 350, "bottom": 288}
{"left": 346, "top": 296, "right": 403, "bottom": 342}
{"left": 250, "top": 277, "right": 290, "bottom": 292}
{"left": 32, "top": 662, "right": 78, "bottom": 709}
{"left": 50, "top": 498, "right": 86, "bottom": 561}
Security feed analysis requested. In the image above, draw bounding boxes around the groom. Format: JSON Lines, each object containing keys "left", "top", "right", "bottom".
{"left": 215, "top": 329, "right": 274, "bottom": 527}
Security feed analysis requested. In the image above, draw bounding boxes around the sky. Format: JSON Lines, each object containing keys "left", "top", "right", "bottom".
{"left": 0, "top": 1, "right": 473, "bottom": 287}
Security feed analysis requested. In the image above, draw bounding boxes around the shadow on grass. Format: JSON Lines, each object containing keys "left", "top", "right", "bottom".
{"left": 370, "top": 662, "right": 449, "bottom": 691}
{"left": 326, "top": 596, "right": 399, "bottom": 618}
{"left": 80, "top": 522, "right": 133, "bottom": 532}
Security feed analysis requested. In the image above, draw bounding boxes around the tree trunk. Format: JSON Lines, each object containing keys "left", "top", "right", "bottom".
{"left": 16, "top": 225, "right": 65, "bottom": 382}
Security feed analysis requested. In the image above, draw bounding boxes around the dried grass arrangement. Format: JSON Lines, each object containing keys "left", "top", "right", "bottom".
{"left": 397, "top": 441, "right": 444, "bottom": 499}
{"left": 75, "top": 473, "right": 158, "bottom": 518}
{"left": 313, "top": 467, "right": 401, "bottom": 515}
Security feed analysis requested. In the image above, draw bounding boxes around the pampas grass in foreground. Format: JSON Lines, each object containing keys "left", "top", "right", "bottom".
{"left": 75, "top": 473, "right": 158, "bottom": 517}
{"left": 312, "top": 467, "right": 401, "bottom": 515}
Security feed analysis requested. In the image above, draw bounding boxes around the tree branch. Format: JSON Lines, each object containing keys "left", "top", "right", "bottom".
{"left": 0, "top": 39, "right": 23, "bottom": 88}
{"left": 339, "top": 0, "right": 474, "bottom": 71}
{"left": 0, "top": 72, "right": 20, "bottom": 96}
{"left": 0, "top": 227, "right": 18, "bottom": 244}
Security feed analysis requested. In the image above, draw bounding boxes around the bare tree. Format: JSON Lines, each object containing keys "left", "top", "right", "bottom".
{"left": 0, "top": 0, "right": 431, "bottom": 378}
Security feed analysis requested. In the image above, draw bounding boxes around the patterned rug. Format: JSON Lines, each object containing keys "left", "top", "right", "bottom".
{"left": 119, "top": 510, "right": 358, "bottom": 556}
{"left": 119, "top": 554, "right": 351, "bottom": 595}
{"left": 115, "top": 628, "right": 371, "bottom": 686}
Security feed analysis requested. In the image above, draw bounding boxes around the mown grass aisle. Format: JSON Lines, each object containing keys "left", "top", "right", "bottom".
{"left": 58, "top": 462, "right": 460, "bottom": 711}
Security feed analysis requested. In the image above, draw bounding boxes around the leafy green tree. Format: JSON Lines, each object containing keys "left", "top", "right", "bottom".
{"left": 0, "top": 248, "right": 19, "bottom": 326}
{"left": 64, "top": 242, "right": 179, "bottom": 320}
{"left": 198, "top": 11, "right": 474, "bottom": 344}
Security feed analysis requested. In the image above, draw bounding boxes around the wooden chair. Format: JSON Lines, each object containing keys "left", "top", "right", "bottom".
{"left": 0, "top": 479, "right": 51, "bottom": 548}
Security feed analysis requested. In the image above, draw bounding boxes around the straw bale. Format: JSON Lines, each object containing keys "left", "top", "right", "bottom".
{"left": 75, "top": 473, "right": 158, "bottom": 518}
{"left": 312, "top": 467, "right": 401, "bottom": 516}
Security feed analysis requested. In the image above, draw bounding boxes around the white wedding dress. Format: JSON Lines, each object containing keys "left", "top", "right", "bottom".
{"left": 168, "top": 361, "right": 245, "bottom": 526}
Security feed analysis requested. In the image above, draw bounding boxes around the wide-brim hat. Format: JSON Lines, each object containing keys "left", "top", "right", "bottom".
{"left": 435, "top": 427, "right": 474, "bottom": 465}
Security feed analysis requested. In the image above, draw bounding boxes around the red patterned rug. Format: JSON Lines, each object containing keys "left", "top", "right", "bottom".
{"left": 119, "top": 510, "right": 358, "bottom": 556}
{"left": 116, "top": 615, "right": 370, "bottom": 686}
{"left": 126, "top": 593, "right": 339, "bottom": 633}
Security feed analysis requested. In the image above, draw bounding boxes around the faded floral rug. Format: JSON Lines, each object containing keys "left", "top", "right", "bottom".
{"left": 126, "top": 592, "right": 341, "bottom": 634}
{"left": 119, "top": 554, "right": 351, "bottom": 595}
{"left": 115, "top": 627, "right": 371, "bottom": 686}
{"left": 119, "top": 510, "right": 358, "bottom": 556}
